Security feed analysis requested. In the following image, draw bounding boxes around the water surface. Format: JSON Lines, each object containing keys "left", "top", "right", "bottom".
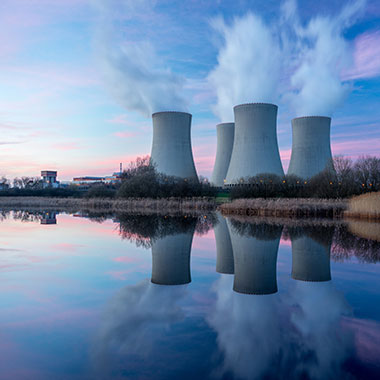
{"left": 0, "top": 211, "right": 379, "bottom": 379}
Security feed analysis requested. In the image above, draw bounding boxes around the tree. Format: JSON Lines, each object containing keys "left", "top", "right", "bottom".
{"left": 354, "top": 156, "right": 380, "bottom": 192}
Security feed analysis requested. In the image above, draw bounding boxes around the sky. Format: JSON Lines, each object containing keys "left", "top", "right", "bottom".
{"left": 0, "top": 0, "right": 379, "bottom": 181}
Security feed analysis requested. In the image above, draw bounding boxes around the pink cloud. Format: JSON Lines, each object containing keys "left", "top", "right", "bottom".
{"left": 331, "top": 138, "right": 380, "bottom": 158}
{"left": 51, "top": 142, "right": 80, "bottom": 151}
{"left": 50, "top": 243, "right": 84, "bottom": 252}
{"left": 343, "top": 30, "right": 380, "bottom": 80}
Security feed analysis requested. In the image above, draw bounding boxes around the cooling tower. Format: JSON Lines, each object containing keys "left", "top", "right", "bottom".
{"left": 227, "top": 220, "right": 281, "bottom": 295}
{"left": 287, "top": 116, "right": 333, "bottom": 179}
{"left": 225, "top": 103, "right": 284, "bottom": 184}
{"left": 151, "top": 229, "right": 195, "bottom": 285}
{"left": 211, "top": 123, "right": 234, "bottom": 187}
{"left": 291, "top": 235, "right": 331, "bottom": 282}
{"left": 214, "top": 214, "right": 234, "bottom": 274}
{"left": 150, "top": 111, "right": 198, "bottom": 180}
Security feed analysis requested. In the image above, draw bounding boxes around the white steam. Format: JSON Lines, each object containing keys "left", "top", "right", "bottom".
{"left": 209, "top": 0, "right": 366, "bottom": 120}
{"left": 208, "top": 13, "right": 282, "bottom": 121}
{"left": 94, "top": 0, "right": 187, "bottom": 117}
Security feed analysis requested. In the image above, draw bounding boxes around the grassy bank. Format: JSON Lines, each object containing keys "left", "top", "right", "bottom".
{"left": 0, "top": 196, "right": 217, "bottom": 214}
{"left": 344, "top": 192, "right": 380, "bottom": 220}
{"left": 219, "top": 198, "right": 347, "bottom": 219}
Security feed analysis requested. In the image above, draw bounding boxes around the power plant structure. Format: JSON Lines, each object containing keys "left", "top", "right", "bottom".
{"left": 150, "top": 111, "right": 198, "bottom": 181}
{"left": 214, "top": 214, "right": 234, "bottom": 275}
{"left": 227, "top": 220, "right": 282, "bottom": 294}
{"left": 287, "top": 116, "right": 334, "bottom": 179}
{"left": 225, "top": 103, "right": 284, "bottom": 185}
{"left": 211, "top": 123, "right": 234, "bottom": 187}
{"left": 151, "top": 229, "right": 195, "bottom": 286}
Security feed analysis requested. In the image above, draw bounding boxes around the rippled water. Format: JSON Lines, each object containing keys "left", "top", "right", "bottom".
{"left": 0, "top": 210, "right": 379, "bottom": 379}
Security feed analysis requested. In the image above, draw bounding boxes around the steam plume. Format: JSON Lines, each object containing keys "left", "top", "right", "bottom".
{"left": 94, "top": 0, "right": 187, "bottom": 117}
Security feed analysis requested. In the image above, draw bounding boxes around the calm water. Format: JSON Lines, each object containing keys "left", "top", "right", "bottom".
{"left": 0, "top": 211, "right": 379, "bottom": 380}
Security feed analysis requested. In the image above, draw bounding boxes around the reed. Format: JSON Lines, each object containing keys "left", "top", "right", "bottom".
{"left": 219, "top": 198, "right": 347, "bottom": 219}
{"left": 344, "top": 192, "right": 380, "bottom": 220}
{"left": 0, "top": 197, "right": 217, "bottom": 214}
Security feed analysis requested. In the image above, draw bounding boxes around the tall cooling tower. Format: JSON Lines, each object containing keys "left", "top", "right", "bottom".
{"left": 227, "top": 220, "right": 281, "bottom": 295}
{"left": 214, "top": 214, "right": 234, "bottom": 274}
{"left": 291, "top": 236, "right": 331, "bottom": 282}
{"left": 151, "top": 111, "right": 198, "bottom": 181}
{"left": 211, "top": 123, "right": 234, "bottom": 187}
{"left": 287, "top": 116, "right": 333, "bottom": 179}
{"left": 151, "top": 230, "right": 194, "bottom": 285}
{"left": 225, "top": 103, "right": 284, "bottom": 184}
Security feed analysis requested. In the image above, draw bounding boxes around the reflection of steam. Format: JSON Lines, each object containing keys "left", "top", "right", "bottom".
{"left": 208, "top": 275, "right": 282, "bottom": 379}
{"left": 151, "top": 230, "right": 194, "bottom": 285}
{"left": 92, "top": 279, "right": 188, "bottom": 378}
{"left": 290, "top": 280, "right": 353, "bottom": 379}
{"left": 227, "top": 219, "right": 282, "bottom": 294}
{"left": 214, "top": 214, "right": 234, "bottom": 274}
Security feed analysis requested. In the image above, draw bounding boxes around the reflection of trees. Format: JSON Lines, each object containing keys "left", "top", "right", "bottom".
{"left": 228, "top": 219, "right": 283, "bottom": 240}
{"left": 118, "top": 213, "right": 215, "bottom": 249}
{"left": 286, "top": 225, "right": 335, "bottom": 248}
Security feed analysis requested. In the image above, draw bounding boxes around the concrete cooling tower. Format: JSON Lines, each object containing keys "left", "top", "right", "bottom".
{"left": 227, "top": 220, "right": 281, "bottom": 294}
{"left": 287, "top": 116, "right": 333, "bottom": 179}
{"left": 214, "top": 214, "right": 234, "bottom": 274}
{"left": 151, "top": 111, "right": 198, "bottom": 181}
{"left": 291, "top": 235, "right": 331, "bottom": 282}
{"left": 225, "top": 103, "right": 284, "bottom": 185}
{"left": 151, "top": 229, "right": 195, "bottom": 285}
{"left": 211, "top": 123, "right": 234, "bottom": 187}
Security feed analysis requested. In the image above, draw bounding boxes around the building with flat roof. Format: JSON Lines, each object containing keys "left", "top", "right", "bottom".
{"left": 41, "top": 170, "right": 59, "bottom": 188}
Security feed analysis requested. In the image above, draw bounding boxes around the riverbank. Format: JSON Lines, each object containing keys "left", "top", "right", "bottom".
{"left": 0, "top": 197, "right": 217, "bottom": 214}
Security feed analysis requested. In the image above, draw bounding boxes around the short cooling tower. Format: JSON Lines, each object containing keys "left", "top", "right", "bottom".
{"left": 287, "top": 116, "right": 333, "bottom": 179}
{"left": 227, "top": 220, "right": 281, "bottom": 295}
{"left": 211, "top": 123, "right": 234, "bottom": 187}
{"left": 214, "top": 214, "right": 234, "bottom": 274}
{"left": 151, "top": 230, "right": 194, "bottom": 285}
{"left": 291, "top": 236, "right": 331, "bottom": 282}
{"left": 225, "top": 103, "right": 284, "bottom": 184}
{"left": 151, "top": 111, "right": 198, "bottom": 180}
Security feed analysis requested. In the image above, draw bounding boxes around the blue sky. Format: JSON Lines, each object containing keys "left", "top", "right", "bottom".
{"left": 0, "top": 0, "right": 379, "bottom": 180}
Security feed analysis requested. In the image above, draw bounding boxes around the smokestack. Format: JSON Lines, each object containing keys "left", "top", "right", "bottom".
{"left": 287, "top": 116, "right": 333, "bottom": 179}
{"left": 214, "top": 214, "right": 234, "bottom": 274}
{"left": 291, "top": 235, "right": 332, "bottom": 282}
{"left": 150, "top": 111, "right": 198, "bottom": 181}
{"left": 225, "top": 103, "right": 284, "bottom": 184}
{"left": 211, "top": 123, "right": 234, "bottom": 187}
{"left": 151, "top": 230, "right": 194, "bottom": 285}
{"left": 227, "top": 220, "right": 281, "bottom": 295}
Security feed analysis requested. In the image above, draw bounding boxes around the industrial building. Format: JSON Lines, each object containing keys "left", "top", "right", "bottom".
{"left": 287, "top": 116, "right": 334, "bottom": 179}
{"left": 211, "top": 123, "right": 234, "bottom": 187}
{"left": 225, "top": 103, "right": 284, "bottom": 185}
{"left": 151, "top": 230, "right": 194, "bottom": 285}
{"left": 150, "top": 111, "right": 198, "bottom": 181}
{"left": 227, "top": 220, "right": 281, "bottom": 295}
{"left": 41, "top": 170, "right": 59, "bottom": 188}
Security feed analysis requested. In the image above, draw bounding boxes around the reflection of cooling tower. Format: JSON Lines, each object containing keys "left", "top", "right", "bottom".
{"left": 225, "top": 103, "right": 284, "bottom": 184}
{"left": 211, "top": 123, "right": 234, "bottom": 187}
{"left": 214, "top": 214, "right": 234, "bottom": 274}
{"left": 150, "top": 111, "right": 198, "bottom": 180}
{"left": 151, "top": 229, "right": 195, "bottom": 285}
{"left": 287, "top": 116, "right": 333, "bottom": 179}
{"left": 227, "top": 220, "right": 280, "bottom": 294}
{"left": 291, "top": 236, "right": 331, "bottom": 282}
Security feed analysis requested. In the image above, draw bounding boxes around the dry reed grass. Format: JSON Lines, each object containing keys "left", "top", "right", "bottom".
{"left": 345, "top": 192, "right": 380, "bottom": 220}
{"left": 347, "top": 220, "right": 380, "bottom": 242}
{"left": 219, "top": 198, "right": 347, "bottom": 219}
{"left": 0, "top": 197, "right": 217, "bottom": 214}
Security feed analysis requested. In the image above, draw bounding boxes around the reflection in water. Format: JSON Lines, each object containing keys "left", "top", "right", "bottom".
{"left": 40, "top": 211, "right": 57, "bottom": 225}
{"left": 289, "top": 226, "right": 334, "bottom": 282}
{"left": 289, "top": 226, "right": 353, "bottom": 379}
{"left": 151, "top": 229, "right": 194, "bottom": 285}
{"left": 93, "top": 279, "right": 188, "bottom": 379}
{"left": 208, "top": 275, "right": 282, "bottom": 380}
{"left": 227, "top": 219, "right": 282, "bottom": 294}
{"left": 214, "top": 214, "right": 234, "bottom": 274}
